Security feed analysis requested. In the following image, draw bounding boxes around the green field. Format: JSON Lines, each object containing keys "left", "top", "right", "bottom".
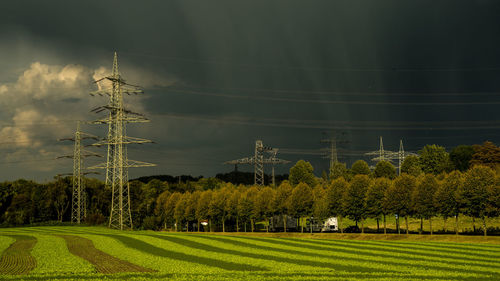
{"left": 0, "top": 227, "right": 499, "bottom": 280}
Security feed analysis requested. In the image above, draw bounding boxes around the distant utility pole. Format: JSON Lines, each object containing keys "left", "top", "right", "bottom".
{"left": 224, "top": 140, "right": 290, "bottom": 186}
{"left": 58, "top": 121, "right": 100, "bottom": 224}
{"left": 88, "top": 52, "right": 155, "bottom": 230}
{"left": 365, "top": 136, "right": 397, "bottom": 166}
{"left": 321, "top": 131, "right": 348, "bottom": 173}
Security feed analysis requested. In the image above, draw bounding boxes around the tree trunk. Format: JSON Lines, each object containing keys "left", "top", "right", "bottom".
{"left": 244, "top": 222, "right": 247, "bottom": 232}
{"left": 419, "top": 218, "right": 423, "bottom": 235}
{"left": 361, "top": 219, "right": 364, "bottom": 234}
{"left": 209, "top": 219, "right": 212, "bottom": 232}
{"left": 472, "top": 217, "right": 476, "bottom": 232}
{"left": 483, "top": 217, "right": 487, "bottom": 236}
{"left": 236, "top": 217, "right": 239, "bottom": 232}
{"left": 310, "top": 217, "right": 313, "bottom": 234}
{"left": 429, "top": 217, "right": 433, "bottom": 235}
{"left": 283, "top": 215, "right": 287, "bottom": 233}
{"left": 383, "top": 214, "right": 387, "bottom": 235}
{"left": 222, "top": 218, "right": 225, "bottom": 233}
{"left": 405, "top": 216, "right": 409, "bottom": 235}
{"left": 376, "top": 218, "right": 380, "bottom": 233}
{"left": 443, "top": 217, "right": 447, "bottom": 233}
{"left": 397, "top": 216, "right": 400, "bottom": 235}
{"left": 251, "top": 219, "right": 254, "bottom": 232}
{"left": 186, "top": 221, "right": 189, "bottom": 232}
{"left": 455, "top": 214, "right": 459, "bottom": 235}
{"left": 301, "top": 218, "right": 304, "bottom": 233}
{"left": 175, "top": 219, "right": 178, "bottom": 232}
{"left": 197, "top": 219, "right": 200, "bottom": 232}
{"left": 339, "top": 216, "right": 344, "bottom": 234}
{"left": 266, "top": 218, "right": 269, "bottom": 233}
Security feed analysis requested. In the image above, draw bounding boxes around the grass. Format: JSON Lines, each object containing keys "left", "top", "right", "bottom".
{"left": 0, "top": 226, "right": 499, "bottom": 280}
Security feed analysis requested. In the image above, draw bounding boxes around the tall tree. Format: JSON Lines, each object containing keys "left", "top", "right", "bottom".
{"left": 209, "top": 187, "right": 231, "bottom": 232}
{"left": 343, "top": 175, "right": 371, "bottom": 233}
{"left": 166, "top": 192, "right": 182, "bottom": 230}
{"left": 312, "top": 185, "right": 329, "bottom": 226}
{"left": 449, "top": 145, "right": 474, "bottom": 172}
{"left": 185, "top": 190, "right": 201, "bottom": 232}
{"left": 470, "top": 141, "right": 500, "bottom": 170}
{"left": 384, "top": 174, "right": 416, "bottom": 235}
{"left": 254, "top": 186, "right": 275, "bottom": 232}
{"left": 412, "top": 174, "right": 438, "bottom": 234}
{"left": 195, "top": 190, "right": 212, "bottom": 232}
{"left": 289, "top": 160, "right": 316, "bottom": 187}
{"left": 273, "top": 181, "right": 293, "bottom": 232}
{"left": 458, "top": 165, "right": 495, "bottom": 236}
{"left": 174, "top": 192, "right": 189, "bottom": 232}
{"left": 287, "top": 182, "right": 313, "bottom": 232}
{"left": 419, "top": 145, "right": 452, "bottom": 175}
{"left": 226, "top": 188, "right": 240, "bottom": 232}
{"left": 435, "top": 171, "right": 462, "bottom": 234}
{"left": 154, "top": 190, "right": 171, "bottom": 229}
{"left": 401, "top": 155, "right": 423, "bottom": 177}
{"left": 366, "top": 178, "right": 391, "bottom": 233}
{"left": 330, "top": 162, "right": 349, "bottom": 180}
{"left": 327, "top": 178, "right": 348, "bottom": 233}
{"left": 350, "top": 160, "right": 370, "bottom": 176}
{"left": 374, "top": 161, "right": 396, "bottom": 179}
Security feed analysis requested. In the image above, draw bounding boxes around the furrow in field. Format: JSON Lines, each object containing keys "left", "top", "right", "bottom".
{"left": 0, "top": 235, "right": 37, "bottom": 275}
{"left": 193, "top": 234, "right": 496, "bottom": 278}
{"left": 147, "top": 233, "right": 395, "bottom": 274}
{"left": 279, "top": 237, "right": 500, "bottom": 266}
{"left": 57, "top": 234, "right": 156, "bottom": 274}
{"left": 100, "top": 233, "right": 266, "bottom": 272}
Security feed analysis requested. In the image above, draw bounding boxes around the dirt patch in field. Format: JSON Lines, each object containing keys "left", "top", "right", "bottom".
{"left": 58, "top": 235, "right": 156, "bottom": 274}
{"left": 0, "top": 235, "right": 37, "bottom": 275}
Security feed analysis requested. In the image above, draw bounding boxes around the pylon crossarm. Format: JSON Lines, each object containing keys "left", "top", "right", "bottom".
{"left": 126, "top": 159, "right": 156, "bottom": 168}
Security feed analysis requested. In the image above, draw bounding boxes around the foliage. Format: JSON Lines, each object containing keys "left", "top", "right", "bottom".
{"left": 412, "top": 174, "right": 438, "bottom": 220}
{"left": 419, "top": 145, "right": 452, "bottom": 175}
{"left": 342, "top": 175, "right": 370, "bottom": 223}
{"left": 366, "top": 178, "right": 391, "bottom": 219}
{"left": 401, "top": 155, "right": 422, "bottom": 177}
{"left": 373, "top": 161, "right": 396, "bottom": 179}
{"left": 384, "top": 174, "right": 416, "bottom": 218}
{"left": 289, "top": 160, "right": 316, "bottom": 187}
{"left": 329, "top": 162, "right": 348, "bottom": 180}
{"left": 287, "top": 182, "right": 313, "bottom": 218}
{"left": 471, "top": 141, "right": 500, "bottom": 169}
{"left": 350, "top": 160, "right": 370, "bottom": 176}
{"left": 450, "top": 145, "right": 474, "bottom": 172}
{"left": 434, "top": 171, "right": 462, "bottom": 219}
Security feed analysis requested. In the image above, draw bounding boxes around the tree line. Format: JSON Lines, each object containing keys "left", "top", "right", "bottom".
{"left": 0, "top": 142, "right": 499, "bottom": 235}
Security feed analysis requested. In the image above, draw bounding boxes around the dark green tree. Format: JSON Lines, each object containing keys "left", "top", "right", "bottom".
{"left": 401, "top": 155, "right": 423, "bottom": 177}
{"left": 450, "top": 145, "right": 474, "bottom": 172}
{"left": 412, "top": 174, "right": 439, "bottom": 234}
{"left": 384, "top": 174, "right": 416, "bottom": 235}
{"left": 470, "top": 141, "right": 500, "bottom": 170}
{"left": 374, "top": 161, "right": 396, "bottom": 179}
{"left": 273, "top": 181, "right": 293, "bottom": 232}
{"left": 458, "top": 165, "right": 495, "bottom": 236}
{"left": 419, "top": 145, "right": 452, "bottom": 175}
{"left": 330, "top": 162, "right": 348, "bottom": 180}
{"left": 287, "top": 182, "right": 313, "bottom": 232}
{"left": 350, "top": 160, "right": 370, "bottom": 176}
{"left": 342, "top": 175, "right": 371, "bottom": 233}
{"left": 289, "top": 160, "right": 316, "bottom": 187}
{"left": 327, "top": 178, "right": 349, "bottom": 233}
{"left": 435, "top": 171, "right": 462, "bottom": 234}
{"left": 366, "top": 178, "right": 391, "bottom": 233}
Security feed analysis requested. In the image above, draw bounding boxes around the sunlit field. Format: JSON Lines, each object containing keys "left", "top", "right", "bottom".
{"left": 0, "top": 226, "right": 499, "bottom": 281}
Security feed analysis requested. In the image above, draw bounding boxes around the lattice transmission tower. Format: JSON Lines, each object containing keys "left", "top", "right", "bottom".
{"left": 321, "top": 131, "right": 348, "bottom": 172}
{"left": 365, "top": 136, "right": 397, "bottom": 167}
{"left": 58, "top": 121, "right": 100, "bottom": 224}
{"left": 225, "top": 140, "right": 290, "bottom": 185}
{"left": 88, "top": 52, "right": 155, "bottom": 230}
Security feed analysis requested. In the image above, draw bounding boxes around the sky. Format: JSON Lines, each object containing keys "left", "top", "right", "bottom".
{"left": 1, "top": 0, "right": 500, "bottom": 182}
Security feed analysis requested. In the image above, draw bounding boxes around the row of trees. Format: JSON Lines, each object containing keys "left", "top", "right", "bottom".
{"left": 152, "top": 162, "right": 499, "bottom": 236}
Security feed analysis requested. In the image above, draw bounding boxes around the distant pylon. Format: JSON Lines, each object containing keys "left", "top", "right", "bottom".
{"left": 365, "top": 136, "right": 396, "bottom": 166}
{"left": 224, "top": 140, "right": 290, "bottom": 185}
{"left": 88, "top": 52, "right": 155, "bottom": 230}
{"left": 57, "top": 121, "right": 100, "bottom": 224}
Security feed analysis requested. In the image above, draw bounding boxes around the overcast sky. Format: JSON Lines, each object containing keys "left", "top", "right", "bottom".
{"left": 1, "top": 1, "right": 500, "bottom": 182}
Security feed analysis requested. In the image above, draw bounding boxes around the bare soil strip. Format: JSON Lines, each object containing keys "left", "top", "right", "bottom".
{"left": 0, "top": 235, "right": 37, "bottom": 275}
{"left": 58, "top": 235, "right": 155, "bottom": 274}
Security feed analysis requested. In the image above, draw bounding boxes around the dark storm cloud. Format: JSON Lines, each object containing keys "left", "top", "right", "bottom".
{"left": 1, "top": 0, "right": 500, "bottom": 180}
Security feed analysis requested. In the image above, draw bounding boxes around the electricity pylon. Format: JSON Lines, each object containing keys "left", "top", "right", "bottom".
{"left": 395, "top": 139, "right": 417, "bottom": 175}
{"left": 58, "top": 121, "right": 100, "bottom": 224}
{"left": 88, "top": 52, "right": 155, "bottom": 230}
{"left": 224, "top": 140, "right": 290, "bottom": 185}
{"left": 321, "top": 131, "right": 348, "bottom": 173}
{"left": 365, "top": 136, "right": 397, "bottom": 166}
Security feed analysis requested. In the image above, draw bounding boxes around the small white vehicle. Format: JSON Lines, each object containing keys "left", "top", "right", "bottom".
{"left": 321, "top": 217, "right": 338, "bottom": 232}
